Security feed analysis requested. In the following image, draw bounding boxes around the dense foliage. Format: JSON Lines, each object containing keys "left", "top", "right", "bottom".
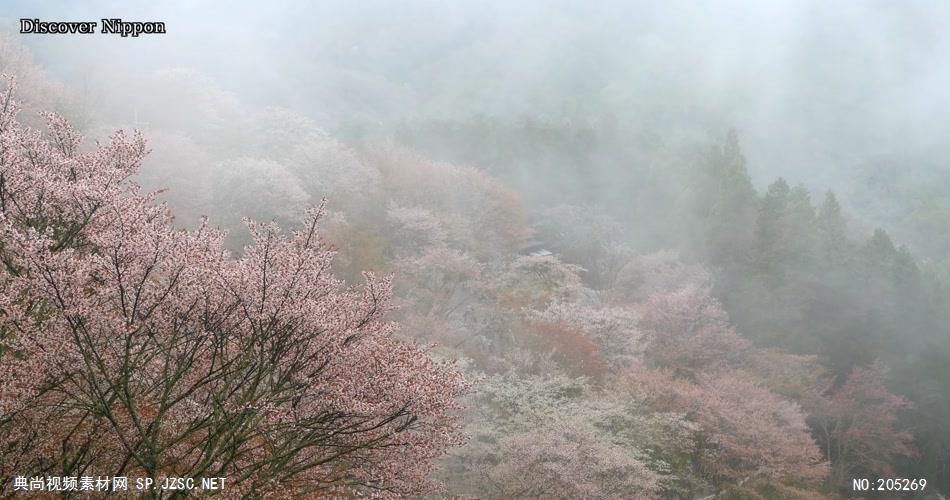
{"left": 2, "top": 27, "right": 947, "bottom": 497}
{"left": 0, "top": 80, "right": 468, "bottom": 497}
{"left": 397, "top": 116, "right": 949, "bottom": 495}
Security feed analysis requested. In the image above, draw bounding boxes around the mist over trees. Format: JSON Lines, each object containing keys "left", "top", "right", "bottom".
{"left": 1, "top": 1, "right": 950, "bottom": 498}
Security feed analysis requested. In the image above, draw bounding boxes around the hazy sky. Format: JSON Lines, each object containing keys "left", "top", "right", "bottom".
{"left": 3, "top": 0, "right": 950, "bottom": 192}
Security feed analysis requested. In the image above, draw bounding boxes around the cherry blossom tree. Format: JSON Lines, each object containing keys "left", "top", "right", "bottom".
{"left": 638, "top": 285, "right": 751, "bottom": 377}
{"left": 533, "top": 204, "right": 633, "bottom": 287}
{"left": 747, "top": 349, "right": 831, "bottom": 412}
{"left": 618, "top": 271, "right": 830, "bottom": 497}
{"left": 532, "top": 300, "right": 645, "bottom": 369}
{"left": 245, "top": 107, "right": 380, "bottom": 209}
{"left": 815, "top": 362, "right": 916, "bottom": 488}
{"left": 395, "top": 244, "right": 482, "bottom": 321}
{"left": 688, "top": 372, "right": 829, "bottom": 497}
{"left": 621, "top": 366, "right": 829, "bottom": 498}
{"left": 0, "top": 79, "right": 468, "bottom": 497}
{"left": 610, "top": 249, "right": 712, "bottom": 302}
{"left": 522, "top": 319, "right": 607, "bottom": 381}
{"left": 484, "top": 255, "right": 585, "bottom": 310}
{"left": 210, "top": 157, "right": 309, "bottom": 238}
{"left": 385, "top": 205, "right": 450, "bottom": 254}
{"left": 482, "top": 419, "right": 662, "bottom": 499}
{"left": 446, "top": 371, "right": 665, "bottom": 498}
{"left": 364, "top": 145, "right": 531, "bottom": 258}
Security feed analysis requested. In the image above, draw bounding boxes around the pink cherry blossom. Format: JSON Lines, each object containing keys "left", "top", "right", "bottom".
{"left": 0, "top": 78, "right": 468, "bottom": 497}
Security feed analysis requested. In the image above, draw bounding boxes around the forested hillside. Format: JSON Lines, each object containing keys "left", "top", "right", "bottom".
{"left": 2, "top": 2, "right": 950, "bottom": 498}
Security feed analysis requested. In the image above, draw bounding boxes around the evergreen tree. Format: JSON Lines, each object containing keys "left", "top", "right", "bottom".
{"left": 866, "top": 228, "right": 897, "bottom": 263}
{"left": 785, "top": 184, "right": 818, "bottom": 267}
{"left": 817, "top": 191, "right": 848, "bottom": 262}
{"left": 893, "top": 245, "right": 921, "bottom": 290}
{"left": 693, "top": 128, "right": 757, "bottom": 266}
{"left": 755, "top": 177, "right": 791, "bottom": 280}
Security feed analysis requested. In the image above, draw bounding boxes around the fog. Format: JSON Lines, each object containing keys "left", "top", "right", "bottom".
{"left": 1, "top": 1, "right": 949, "bottom": 497}
{"left": 13, "top": 1, "right": 950, "bottom": 180}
